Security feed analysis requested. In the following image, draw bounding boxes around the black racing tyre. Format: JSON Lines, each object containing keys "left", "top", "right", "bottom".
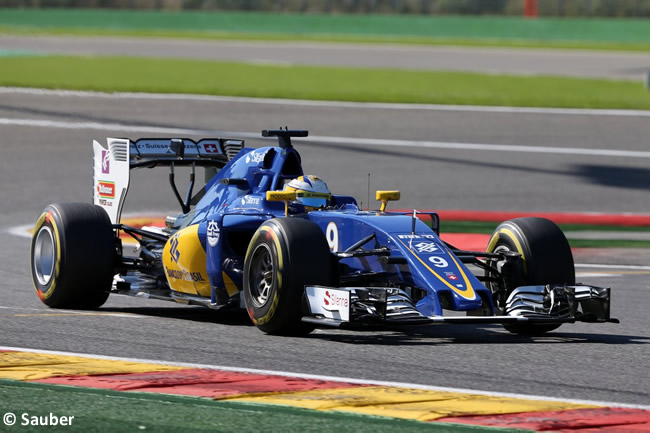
{"left": 243, "top": 218, "right": 333, "bottom": 335}
{"left": 486, "top": 217, "right": 575, "bottom": 335}
{"left": 31, "top": 203, "right": 115, "bottom": 309}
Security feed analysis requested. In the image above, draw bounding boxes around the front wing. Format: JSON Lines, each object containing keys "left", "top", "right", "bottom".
{"left": 303, "top": 284, "right": 617, "bottom": 329}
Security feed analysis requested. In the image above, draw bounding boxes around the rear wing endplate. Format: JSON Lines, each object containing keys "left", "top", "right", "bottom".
{"left": 93, "top": 137, "right": 244, "bottom": 224}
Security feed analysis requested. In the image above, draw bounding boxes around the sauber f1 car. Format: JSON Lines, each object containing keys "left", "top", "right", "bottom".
{"left": 30, "top": 129, "right": 617, "bottom": 335}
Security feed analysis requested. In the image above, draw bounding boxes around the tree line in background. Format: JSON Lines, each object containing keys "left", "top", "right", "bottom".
{"left": 3, "top": 0, "right": 650, "bottom": 17}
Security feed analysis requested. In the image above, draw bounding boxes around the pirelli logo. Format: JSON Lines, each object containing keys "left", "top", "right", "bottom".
{"left": 97, "top": 181, "right": 115, "bottom": 199}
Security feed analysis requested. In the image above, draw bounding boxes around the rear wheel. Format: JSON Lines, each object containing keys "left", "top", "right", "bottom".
{"left": 243, "top": 218, "right": 333, "bottom": 335}
{"left": 31, "top": 203, "right": 115, "bottom": 309}
{"left": 486, "top": 217, "right": 575, "bottom": 335}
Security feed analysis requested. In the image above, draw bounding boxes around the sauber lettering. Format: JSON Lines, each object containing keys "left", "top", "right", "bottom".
{"left": 166, "top": 268, "right": 206, "bottom": 282}
{"left": 323, "top": 290, "right": 349, "bottom": 310}
{"left": 96, "top": 181, "right": 115, "bottom": 199}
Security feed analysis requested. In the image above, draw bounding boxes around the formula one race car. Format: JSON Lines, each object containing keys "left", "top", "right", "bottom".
{"left": 30, "top": 129, "right": 617, "bottom": 335}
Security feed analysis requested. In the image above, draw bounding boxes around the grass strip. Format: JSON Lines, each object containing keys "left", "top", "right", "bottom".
{"left": 1, "top": 9, "right": 650, "bottom": 51}
{"left": 440, "top": 221, "right": 650, "bottom": 249}
{"left": 2, "top": 55, "right": 650, "bottom": 109}
{"left": 0, "top": 379, "right": 528, "bottom": 433}
{"left": 442, "top": 221, "right": 650, "bottom": 234}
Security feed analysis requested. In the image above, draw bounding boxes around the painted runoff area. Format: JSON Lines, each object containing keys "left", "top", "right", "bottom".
{"left": 1, "top": 347, "right": 649, "bottom": 432}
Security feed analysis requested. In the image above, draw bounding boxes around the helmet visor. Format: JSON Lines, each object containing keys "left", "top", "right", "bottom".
{"left": 296, "top": 191, "right": 330, "bottom": 208}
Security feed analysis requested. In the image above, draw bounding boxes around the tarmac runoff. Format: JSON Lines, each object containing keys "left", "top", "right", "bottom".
{"left": 1, "top": 348, "right": 649, "bottom": 432}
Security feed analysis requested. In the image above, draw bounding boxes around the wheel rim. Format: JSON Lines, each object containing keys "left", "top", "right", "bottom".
{"left": 249, "top": 243, "right": 274, "bottom": 307}
{"left": 33, "top": 226, "right": 56, "bottom": 286}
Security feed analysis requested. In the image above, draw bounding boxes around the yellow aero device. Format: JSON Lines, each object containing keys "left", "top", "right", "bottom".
{"left": 376, "top": 190, "right": 401, "bottom": 212}
{"left": 162, "top": 225, "right": 211, "bottom": 297}
{"left": 266, "top": 190, "right": 296, "bottom": 216}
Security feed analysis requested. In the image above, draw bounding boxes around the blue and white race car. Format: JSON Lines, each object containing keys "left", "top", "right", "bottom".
{"left": 30, "top": 129, "right": 616, "bottom": 335}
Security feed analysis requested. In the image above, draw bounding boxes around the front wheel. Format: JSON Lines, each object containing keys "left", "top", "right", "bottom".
{"left": 486, "top": 217, "right": 575, "bottom": 335}
{"left": 243, "top": 218, "right": 334, "bottom": 335}
{"left": 31, "top": 203, "right": 115, "bottom": 309}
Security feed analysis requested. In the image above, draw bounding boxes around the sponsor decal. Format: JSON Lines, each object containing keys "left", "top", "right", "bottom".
{"left": 101, "top": 150, "right": 110, "bottom": 174}
{"left": 96, "top": 181, "right": 115, "bottom": 199}
{"left": 245, "top": 150, "right": 266, "bottom": 164}
{"left": 98, "top": 199, "right": 112, "bottom": 207}
{"left": 445, "top": 272, "right": 459, "bottom": 281}
{"left": 169, "top": 233, "right": 180, "bottom": 263}
{"left": 306, "top": 286, "right": 350, "bottom": 321}
{"left": 203, "top": 143, "right": 219, "bottom": 153}
{"left": 397, "top": 234, "right": 436, "bottom": 239}
{"left": 136, "top": 142, "right": 171, "bottom": 150}
{"left": 166, "top": 268, "right": 206, "bottom": 282}
{"left": 323, "top": 289, "right": 349, "bottom": 310}
{"left": 240, "top": 196, "right": 261, "bottom": 206}
{"left": 207, "top": 221, "right": 220, "bottom": 247}
{"left": 413, "top": 241, "right": 440, "bottom": 254}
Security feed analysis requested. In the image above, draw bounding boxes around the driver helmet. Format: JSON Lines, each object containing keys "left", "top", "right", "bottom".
{"left": 283, "top": 175, "right": 331, "bottom": 209}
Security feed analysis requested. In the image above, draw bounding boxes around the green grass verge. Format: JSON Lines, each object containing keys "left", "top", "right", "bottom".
{"left": 1, "top": 9, "right": 650, "bottom": 52}
{"left": 2, "top": 55, "right": 650, "bottom": 109}
{"left": 440, "top": 221, "right": 650, "bottom": 249}
{"left": 0, "top": 380, "right": 524, "bottom": 433}
{"left": 442, "top": 221, "right": 650, "bottom": 234}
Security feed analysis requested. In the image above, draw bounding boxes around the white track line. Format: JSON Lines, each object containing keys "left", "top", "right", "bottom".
{"left": 7, "top": 224, "right": 33, "bottom": 239}
{"left": 576, "top": 263, "right": 650, "bottom": 270}
{"left": 0, "top": 305, "right": 144, "bottom": 318}
{"left": 1, "top": 345, "right": 648, "bottom": 410}
{"left": 3, "top": 86, "right": 650, "bottom": 117}
{"left": 2, "top": 117, "right": 649, "bottom": 159}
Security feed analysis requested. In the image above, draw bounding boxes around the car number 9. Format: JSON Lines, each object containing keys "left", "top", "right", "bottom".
{"left": 428, "top": 256, "right": 448, "bottom": 268}
{"left": 326, "top": 222, "right": 338, "bottom": 252}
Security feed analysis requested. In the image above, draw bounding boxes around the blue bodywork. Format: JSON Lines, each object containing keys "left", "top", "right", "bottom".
{"left": 177, "top": 143, "right": 494, "bottom": 317}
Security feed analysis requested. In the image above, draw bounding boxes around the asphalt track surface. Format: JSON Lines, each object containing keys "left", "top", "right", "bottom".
{"left": 1, "top": 88, "right": 649, "bottom": 407}
{"left": 2, "top": 35, "right": 650, "bottom": 80}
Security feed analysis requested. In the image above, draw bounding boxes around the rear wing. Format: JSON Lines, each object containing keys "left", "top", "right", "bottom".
{"left": 93, "top": 137, "right": 244, "bottom": 224}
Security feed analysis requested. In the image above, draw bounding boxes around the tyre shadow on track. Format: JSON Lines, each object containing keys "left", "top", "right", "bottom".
{"left": 309, "top": 325, "right": 650, "bottom": 346}
{"left": 98, "top": 306, "right": 650, "bottom": 345}
{"left": 100, "top": 306, "right": 254, "bottom": 326}
{"left": 303, "top": 140, "right": 650, "bottom": 191}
